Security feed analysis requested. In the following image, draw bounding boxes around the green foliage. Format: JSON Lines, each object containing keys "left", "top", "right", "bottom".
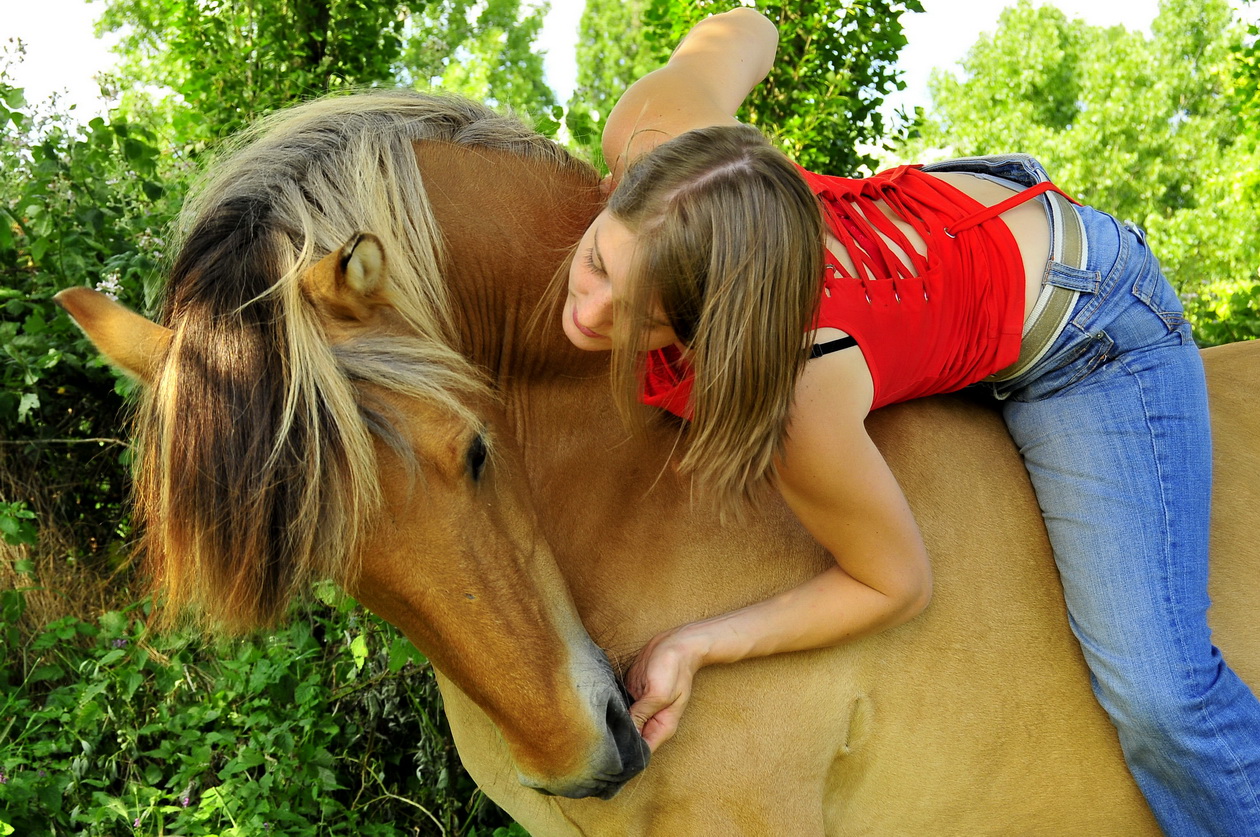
{"left": 405, "top": 0, "right": 557, "bottom": 115}
{"left": 898, "top": 0, "right": 1260, "bottom": 344}
{"left": 571, "top": 0, "right": 923, "bottom": 176}
{"left": 0, "top": 72, "right": 179, "bottom": 560}
{"left": 0, "top": 501, "right": 38, "bottom": 547}
{"left": 96, "top": 0, "right": 431, "bottom": 142}
{"left": 96, "top": 0, "right": 559, "bottom": 147}
{"left": 570, "top": 0, "right": 659, "bottom": 146}
{"left": 1233, "top": 11, "right": 1260, "bottom": 139}
{"left": 0, "top": 585, "right": 517, "bottom": 835}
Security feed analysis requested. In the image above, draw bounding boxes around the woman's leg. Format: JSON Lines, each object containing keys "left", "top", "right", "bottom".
{"left": 999, "top": 209, "right": 1260, "bottom": 835}
{"left": 1004, "top": 334, "right": 1260, "bottom": 835}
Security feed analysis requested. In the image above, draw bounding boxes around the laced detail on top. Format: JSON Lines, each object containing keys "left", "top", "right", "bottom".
{"left": 812, "top": 176, "right": 1064, "bottom": 309}
{"left": 639, "top": 164, "right": 1075, "bottom": 419}
{"left": 817, "top": 177, "right": 931, "bottom": 299}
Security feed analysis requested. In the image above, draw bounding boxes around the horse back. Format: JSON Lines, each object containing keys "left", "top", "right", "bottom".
{"left": 1203, "top": 341, "right": 1260, "bottom": 684}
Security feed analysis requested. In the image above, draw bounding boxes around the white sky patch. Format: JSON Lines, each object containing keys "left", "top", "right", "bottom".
{"left": 540, "top": 0, "right": 584, "bottom": 103}
{"left": 1, "top": 0, "right": 121, "bottom": 119}
{"left": 2, "top": 0, "right": 1255, "bottom": 119}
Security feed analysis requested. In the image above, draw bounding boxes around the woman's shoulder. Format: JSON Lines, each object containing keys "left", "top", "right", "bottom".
{"left": 794, "top": 329, "right": 875, "bottom": 423}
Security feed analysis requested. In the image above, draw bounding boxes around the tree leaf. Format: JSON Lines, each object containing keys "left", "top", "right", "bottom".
{"left": 17, "top": 392, "right": 40, "bottom": 422}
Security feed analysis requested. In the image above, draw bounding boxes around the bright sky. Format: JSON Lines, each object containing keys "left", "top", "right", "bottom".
{"left": 2, "top": 0, "right": 1255, "bottom": 121}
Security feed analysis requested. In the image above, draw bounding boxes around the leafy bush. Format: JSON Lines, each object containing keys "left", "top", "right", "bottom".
{"left": 0, "top": 578, "right": 520, "bottom": 836}
{"left": 1, "top": 75, "right": 177, "bottom": 567}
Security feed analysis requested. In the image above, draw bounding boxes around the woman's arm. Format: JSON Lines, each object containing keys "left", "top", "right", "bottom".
{"left": 602, "top": 8, "right": 778, "bottom": 184}
{"left": 625, "top": 346, "right": 933, "bottom": 750}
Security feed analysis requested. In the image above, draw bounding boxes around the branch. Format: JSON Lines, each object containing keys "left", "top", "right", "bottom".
{"left": 0, "top": 438, "right": 132, "bottom": 447}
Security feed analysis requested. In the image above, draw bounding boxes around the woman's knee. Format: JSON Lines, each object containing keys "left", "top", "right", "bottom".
{"left": 1094, "top": 657, "right": 1229, "bottom": 745}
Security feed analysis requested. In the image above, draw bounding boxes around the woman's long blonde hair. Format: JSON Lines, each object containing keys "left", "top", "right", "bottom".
{"left": 608, "top": 124, "right": 823, "bottom": 510}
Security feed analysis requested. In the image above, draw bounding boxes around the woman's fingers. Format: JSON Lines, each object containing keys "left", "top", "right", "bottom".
{"left": 625, "top": 634, "right": 699, "bottom": 752}
{"left": 637, "top": 700, "right": 683, "bottom": 752}
{"left": 629, "top": 684, "right": 687, "bottom": 752}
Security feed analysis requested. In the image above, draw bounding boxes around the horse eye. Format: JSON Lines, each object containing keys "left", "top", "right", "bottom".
{"left": 466, "top": 433, "right": 488, "bottom": 482}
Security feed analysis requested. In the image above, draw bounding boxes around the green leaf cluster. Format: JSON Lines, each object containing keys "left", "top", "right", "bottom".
{"left": 571, "top": 0, "right": 924, "bottom": 175}
{"left": 96, "top": 0, "right": 427, "bottom": 142}
{"left": 95, "top": 0, "right": 559, "bottom": 147}
{"left": 897, "top": 0, "right": 1260, "bottom": 344}
{"left": 0, "top": 586, "right": 517, "bottom": 835}
{"left": 1, "top": 71, "right": 179, "bottom": 560}
{"left": 405, "top": 0, "right": 557, "bottom": 115}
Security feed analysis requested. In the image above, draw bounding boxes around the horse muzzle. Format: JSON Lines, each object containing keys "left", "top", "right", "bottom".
{"left": 517, "top": 651, "right": 650, "bottom": 799}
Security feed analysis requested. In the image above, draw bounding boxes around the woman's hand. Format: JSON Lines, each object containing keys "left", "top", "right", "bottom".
{"left": 625, "top": 627, "right": 709, "bottom": 752}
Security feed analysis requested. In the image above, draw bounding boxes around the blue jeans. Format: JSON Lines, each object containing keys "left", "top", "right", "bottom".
{"left": 985, "top": 202, "right": 1260, "bottom": 835}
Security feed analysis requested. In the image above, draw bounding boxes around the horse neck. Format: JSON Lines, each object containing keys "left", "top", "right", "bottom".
{"left": 413, "top": 141, "right": 607, "bottom": 382}
{"left": 418, "top": 141, "right": 824, "bottom": 661}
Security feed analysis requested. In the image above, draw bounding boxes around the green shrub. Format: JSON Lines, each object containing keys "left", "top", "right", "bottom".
{"left": 0, "top": 579, "right": 519, "bottom": 836}
{"left": 1, "top": 75, "right": 177, "bottom": 569}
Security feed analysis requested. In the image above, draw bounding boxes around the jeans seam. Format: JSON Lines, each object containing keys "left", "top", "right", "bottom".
{"left": 1120, "top": 348, "right": 1260, "bottom": 823}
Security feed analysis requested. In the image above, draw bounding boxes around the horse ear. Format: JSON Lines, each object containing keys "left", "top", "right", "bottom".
{"left": 301, "top": 233, "right": 389, "bottom": 323}
{"left": 54, "top": 287, "right": 172, "bottom": 385}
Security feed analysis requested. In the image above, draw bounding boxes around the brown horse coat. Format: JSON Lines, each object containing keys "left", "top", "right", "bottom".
{"left": 419, "top": 143, "right": 1258, "bottom": 835}
{"left": 60, "top": 96, "right": 1258, "bottom": 835}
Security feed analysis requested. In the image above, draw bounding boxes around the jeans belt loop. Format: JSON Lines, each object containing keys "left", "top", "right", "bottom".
{"left": 985, "top": 190, "right": 1085, "bottom": 383}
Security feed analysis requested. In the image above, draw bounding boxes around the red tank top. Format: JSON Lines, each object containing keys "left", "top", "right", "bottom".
{"left": 640, "top": 164, "right": 1074, "bottom": 418}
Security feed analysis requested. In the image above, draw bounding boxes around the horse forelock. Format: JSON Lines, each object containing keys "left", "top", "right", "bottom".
{"left": 138, "top": 91, "right": 561, "bottom": 633}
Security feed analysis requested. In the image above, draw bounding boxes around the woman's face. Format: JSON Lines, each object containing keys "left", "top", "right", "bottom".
{"left": 563, "top": 208, "right": 680, "bottom": 353}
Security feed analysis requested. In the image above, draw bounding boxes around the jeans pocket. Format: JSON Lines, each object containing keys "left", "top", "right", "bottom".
{"left": 1126, "top": 228, "right": 1190, "bottom": 336}
{"left": 1001, "top": 325, "right": 1116, "bottom": 402}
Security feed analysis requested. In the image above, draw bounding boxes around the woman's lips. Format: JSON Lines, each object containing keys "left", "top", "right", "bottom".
{"left": 572, "top": 307, "right": 606, "bottom": 340}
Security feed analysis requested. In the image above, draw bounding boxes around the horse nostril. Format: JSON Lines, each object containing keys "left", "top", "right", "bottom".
{"left": 605, "top": 692, "right": 650, "bottom": 777}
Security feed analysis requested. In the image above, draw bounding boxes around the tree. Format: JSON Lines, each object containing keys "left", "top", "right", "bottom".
{"left": 570, "top": 0, "right": 659, "bottom": 126}
{"left": 571, "top": 0, "right": 924, "bottom": 176}
{"left": 405, "top": 0, "right": 556, "bottom": 115}
{"left": 95, "top": 0, "right": 557, "bottom": 145}
{"left": 898, "top": 0, "right": 1260, "bottom": 344}
{"left": 96, "top": 0, "right": 431, "bottom": 142}
{"left": 1234, "top": 3, "right": 1260, "bottom": 139}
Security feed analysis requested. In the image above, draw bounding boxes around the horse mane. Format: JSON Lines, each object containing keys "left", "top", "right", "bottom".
{"left": 138, "top": 91, "right": 592, "bottom": 633}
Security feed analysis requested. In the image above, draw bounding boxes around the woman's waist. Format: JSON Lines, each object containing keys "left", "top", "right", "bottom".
{"left": 927, "top": 170, "right": 1051, "bottom": 326}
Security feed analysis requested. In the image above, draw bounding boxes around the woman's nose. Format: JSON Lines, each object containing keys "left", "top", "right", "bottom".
{"left": 575, "top": 285, "right": 613, "bottom": 329}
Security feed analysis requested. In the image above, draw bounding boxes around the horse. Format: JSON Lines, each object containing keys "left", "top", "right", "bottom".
{"left": 57, "top": 91, "right": 1259, "bottom": 835}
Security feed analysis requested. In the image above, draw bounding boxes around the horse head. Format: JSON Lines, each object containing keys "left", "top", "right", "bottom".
{"left": 56, "top": 92, "right": 647, "bottom": 799}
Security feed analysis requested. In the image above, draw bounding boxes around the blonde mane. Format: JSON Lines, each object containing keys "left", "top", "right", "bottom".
{"left": 140, "top": 91, "right": 591, "bottom": 632}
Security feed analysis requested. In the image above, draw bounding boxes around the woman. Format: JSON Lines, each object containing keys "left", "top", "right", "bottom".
{"left": 561, "top": 9, "right": 1260, "bottom": 836}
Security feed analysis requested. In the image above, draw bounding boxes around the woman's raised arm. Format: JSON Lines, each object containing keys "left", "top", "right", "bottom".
{"left": 602, "top": 8, "right": 778, "bottom": 183}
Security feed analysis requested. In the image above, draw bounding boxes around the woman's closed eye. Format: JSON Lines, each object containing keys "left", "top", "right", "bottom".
{"left": 583, "top": 247, "right": 606, "bottom": 277}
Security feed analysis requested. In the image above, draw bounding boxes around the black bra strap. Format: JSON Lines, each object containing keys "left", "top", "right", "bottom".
{"left": 808, "top": 335, "right": 859, "bottom": 359}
